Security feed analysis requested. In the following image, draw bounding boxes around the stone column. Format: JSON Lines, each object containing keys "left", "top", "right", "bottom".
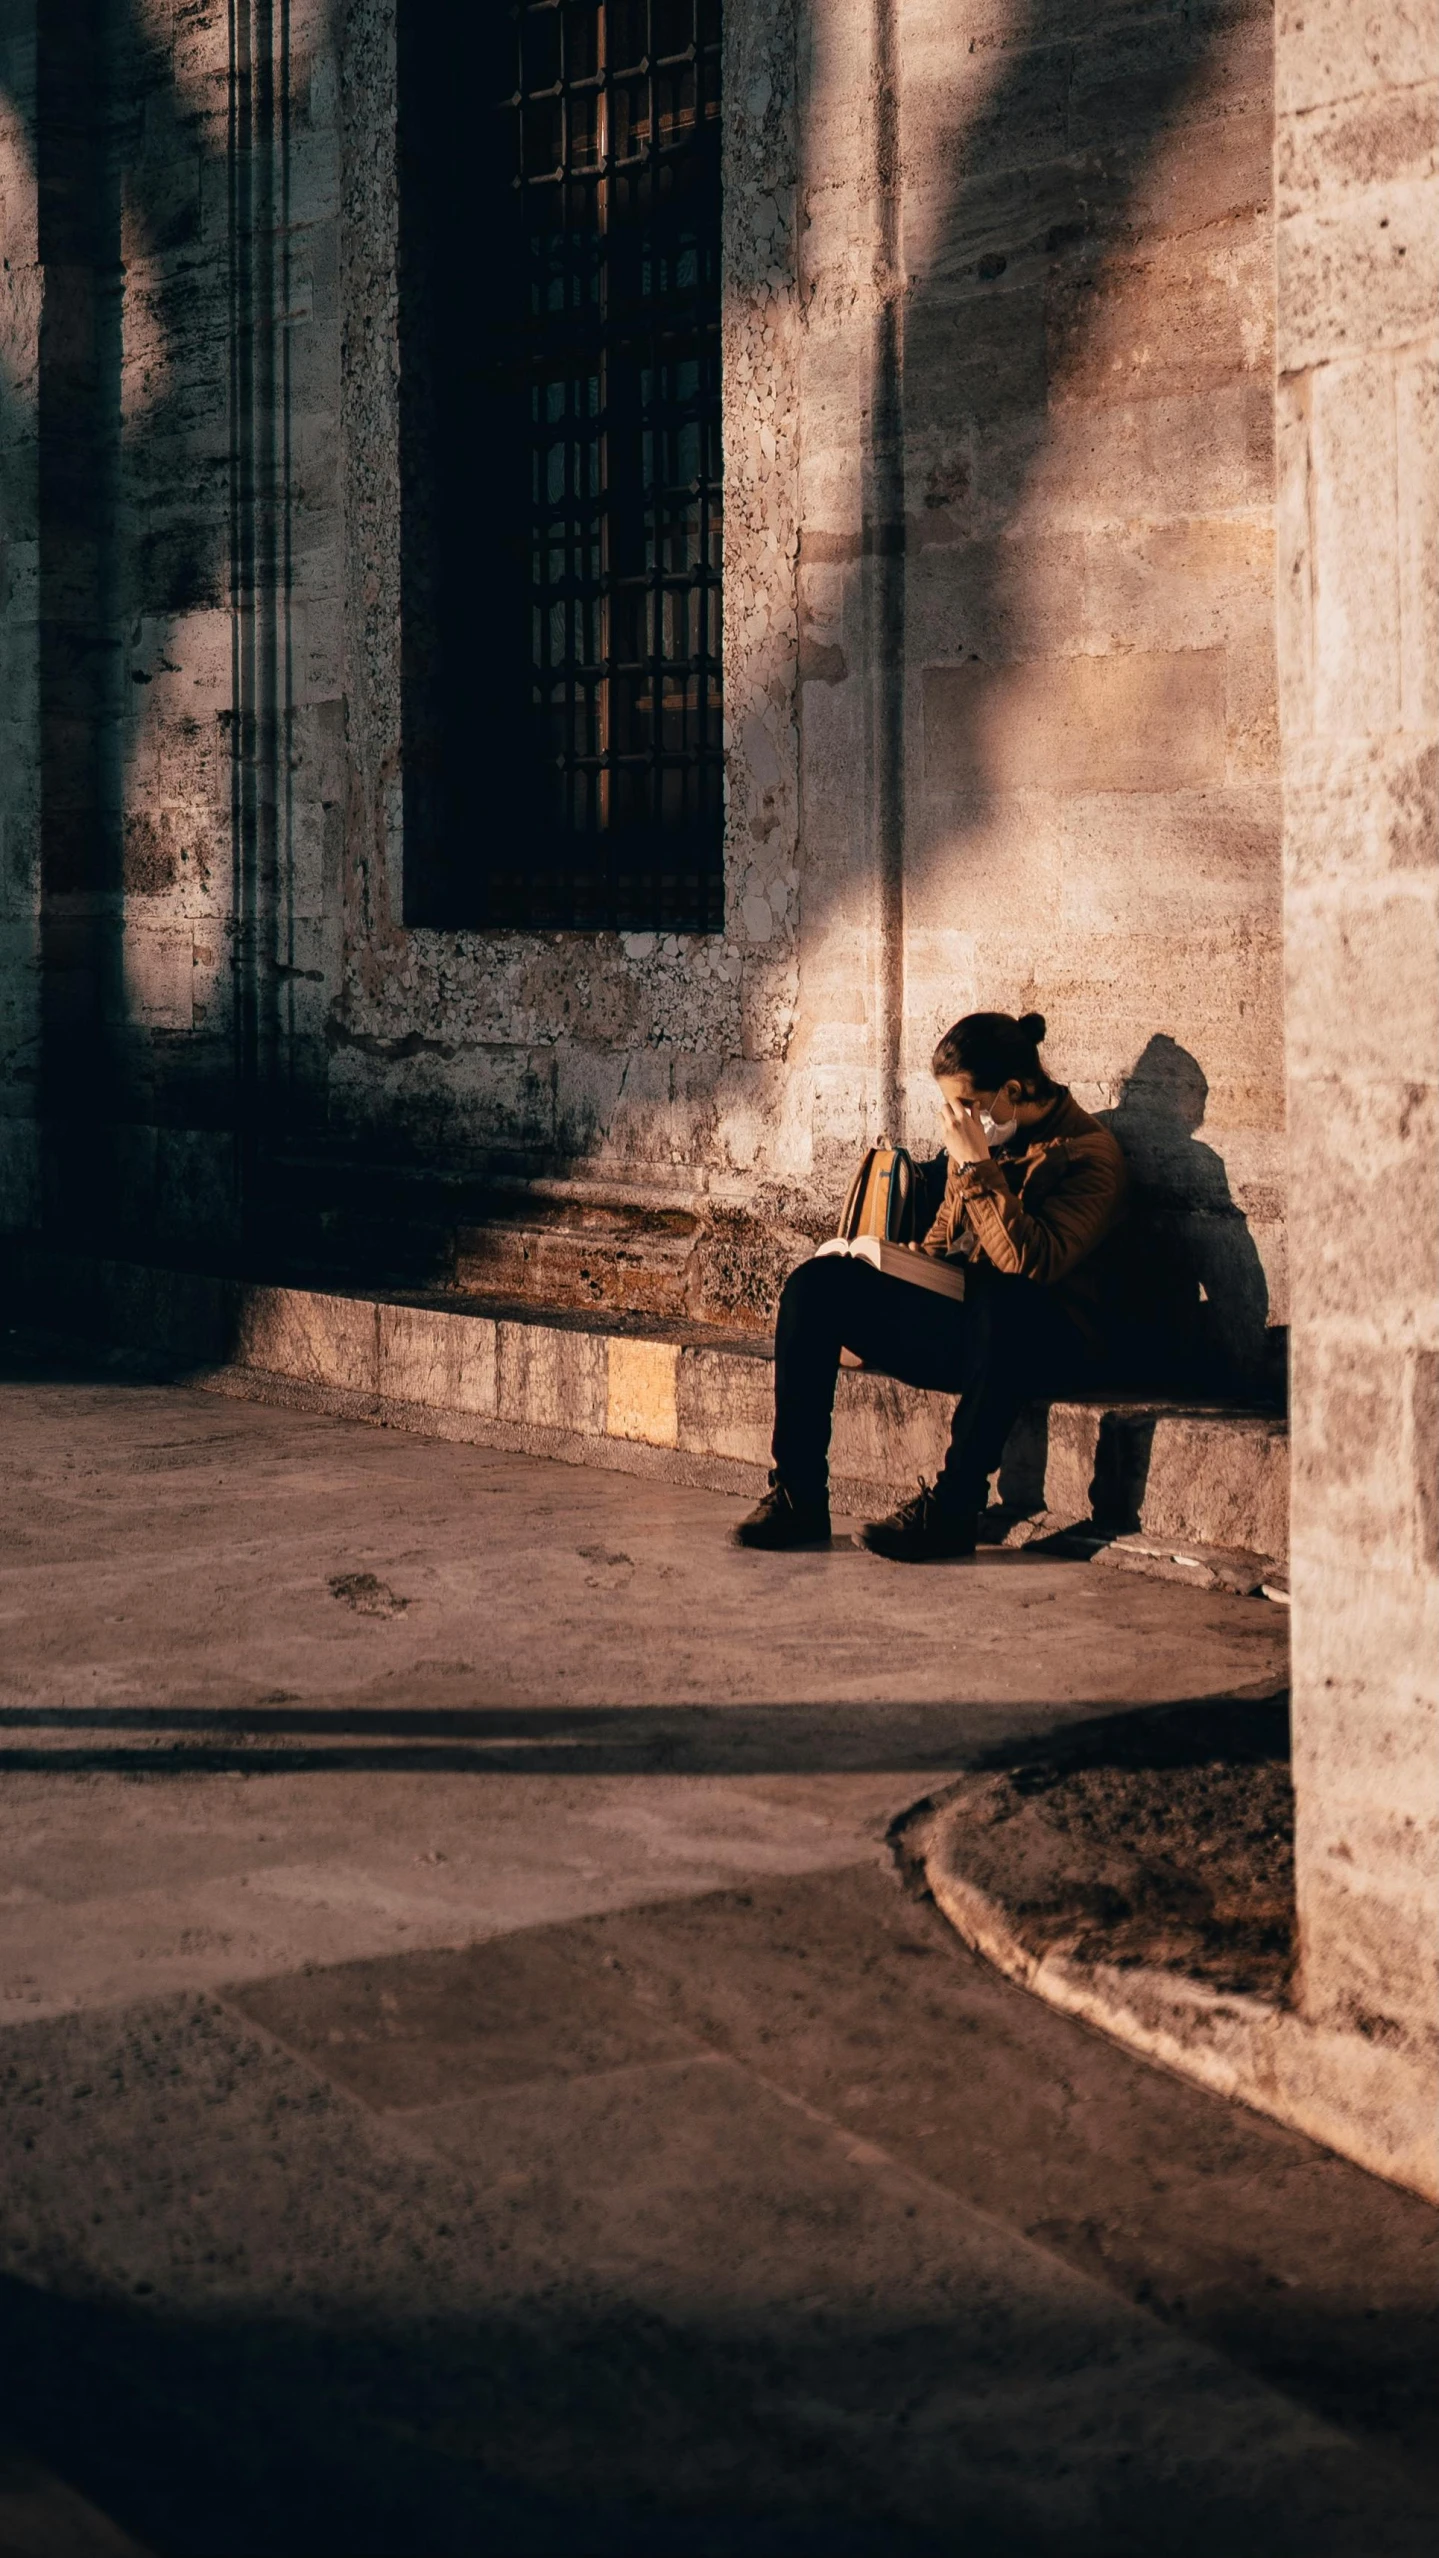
{"left": 791, "top": 0, "right": 909, "bottom": 1187}
{"left": 0, "top": 2, "right": 40, "bottom": 1234}
{"left": 1276, "top": 1, "right": 1438, "bottom": 2189}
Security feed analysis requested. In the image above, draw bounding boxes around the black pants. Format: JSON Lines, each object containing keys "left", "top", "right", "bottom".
{"left": 772, "top": 1255, "right": 1099, "bottom": 1512}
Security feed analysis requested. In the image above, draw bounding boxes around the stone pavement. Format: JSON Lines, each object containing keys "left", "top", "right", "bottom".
{"left": 0, "top": 1353, "right": 1435, "bottom": 2556}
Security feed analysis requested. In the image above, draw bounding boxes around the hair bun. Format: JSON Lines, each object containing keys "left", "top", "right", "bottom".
{"left": 1017, "top": 1010, "right": 1047, "bottom": 1046}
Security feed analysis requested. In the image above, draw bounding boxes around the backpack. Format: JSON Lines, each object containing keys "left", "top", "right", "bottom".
{"left": 836, "top": 1140, "right": 922, "bottom": 1246}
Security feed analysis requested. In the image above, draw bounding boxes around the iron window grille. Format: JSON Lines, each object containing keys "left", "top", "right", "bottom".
{"left": 401, "top": 2, "right": 724, "bottom": 934}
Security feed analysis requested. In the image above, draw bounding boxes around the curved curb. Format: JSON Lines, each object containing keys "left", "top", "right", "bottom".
{"left": 910, "top": 1784, "right": 1438, "bottom": 2206}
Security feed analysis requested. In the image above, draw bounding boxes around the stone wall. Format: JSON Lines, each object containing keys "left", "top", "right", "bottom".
{"left": 891, "top": 0, "right": 1284, "bottom": 1368}
{"left": 1, "top": 1, "right": 1287, "bottom": 1372}
{"left": 332, "top": 0, "right": 1287, "bottom": 1369}
{"left": 2, "top": 0, "right": 310, "bottom": 1262}
{"left": 1276, "top": 1, "right": 1438, "bottom": 2093}
{"left": 0, "top": 2, "right": 39, "bottom": 1232}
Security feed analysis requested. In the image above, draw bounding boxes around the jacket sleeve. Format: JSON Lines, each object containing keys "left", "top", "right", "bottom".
{"left": 953, "top": 1141, "right": 1128, "bottom": 1284}
{"left": 920, "top": 1160, "right": 965, "bottom": 1258}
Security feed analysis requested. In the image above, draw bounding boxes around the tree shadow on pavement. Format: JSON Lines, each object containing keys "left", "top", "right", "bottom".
{"left": 0, "top": 1687, "right": 1289, "bottom": 1780}
{"left": 0, "top": 2277, "right": 954, "bottom": 2558}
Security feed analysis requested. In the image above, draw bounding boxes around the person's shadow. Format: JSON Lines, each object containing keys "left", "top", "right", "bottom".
{"left": 1101, "top": 1037, "right": 1278, "bottom": 1402}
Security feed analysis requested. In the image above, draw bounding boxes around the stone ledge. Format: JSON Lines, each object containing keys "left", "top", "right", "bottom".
{"left": 1, "top": 1241, "right": 1290, "bottom": 1563}
{"left": 1089, "top": 1533, "right": 1285, "bottom": 1599}
{"left": 904, "top": 1776, "right": 1437, "bottom": 2206}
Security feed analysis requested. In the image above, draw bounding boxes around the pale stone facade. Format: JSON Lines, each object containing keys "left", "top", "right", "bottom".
{"left": 0, "top": 2, "right": 1435, "bottom": 2183}
{"left": 1275, "top": 0, "right": 1438, "bottom": 2164}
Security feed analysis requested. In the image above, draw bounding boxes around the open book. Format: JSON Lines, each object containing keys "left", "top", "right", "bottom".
{"left": 813, "top": 1233, "right": 967, "bottom": 1302}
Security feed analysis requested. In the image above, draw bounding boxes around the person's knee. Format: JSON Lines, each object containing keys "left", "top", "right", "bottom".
{"left": 777, "top": 1252, "right": 861, "bottom": 1347}
{"left": 780, "top": 1253, "right": 839, "bottom": 1314}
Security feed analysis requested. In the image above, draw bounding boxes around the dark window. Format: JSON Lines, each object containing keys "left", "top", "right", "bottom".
{"left": 400, "top": 2, "right": 724, "bottom": 933}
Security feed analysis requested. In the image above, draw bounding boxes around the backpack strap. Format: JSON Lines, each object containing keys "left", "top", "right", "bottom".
{"left": 887, "top": 1146, "right": 916, "bottom": 1241}
{"left": 837, "top": 1148, "right": 876, "bottom": 1240}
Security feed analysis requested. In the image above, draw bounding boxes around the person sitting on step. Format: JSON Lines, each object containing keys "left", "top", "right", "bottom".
{"left": 734, "top": 1010, "right": 1131, "bottom": 1562}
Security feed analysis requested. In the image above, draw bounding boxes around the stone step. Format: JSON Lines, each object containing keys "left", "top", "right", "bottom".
{"left": 1, "top": 1242, "right": 1289, "bottom": 1568}
{"left": 451, "top": 1197, "right": 706, "bottom": 1322}
{"left": 250, "top": 1154, "right": 821, "bottom": 1333}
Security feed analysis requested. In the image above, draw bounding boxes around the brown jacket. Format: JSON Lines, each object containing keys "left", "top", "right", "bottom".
{"left": 921, "top": 1088, "right": 1130, "bottom": 1342}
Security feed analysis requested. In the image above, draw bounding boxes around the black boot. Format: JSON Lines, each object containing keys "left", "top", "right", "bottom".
{"left": 734, "top": 1477, "right": 831, "bottom": 1550}
{"left": 860, "top": 1482, "right": 978, "bottom": 1563}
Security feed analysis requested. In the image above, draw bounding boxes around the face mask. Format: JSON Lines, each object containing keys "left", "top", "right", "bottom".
{"left": 979, "top": 1102, "right": 1019, "bottom": 1145}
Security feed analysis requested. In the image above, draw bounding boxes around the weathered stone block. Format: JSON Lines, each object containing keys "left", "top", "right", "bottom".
{"left": 0, "top": 1118, "right": 38, "bottom": 1232}
{"left": 1224, "top": 620, "right": 1280, "bottom": 783}
{"left": 1412, "top": 1347, "right": 1439, "bottom": 1572}
{"left": 1285, "top": 1077, "right": 1439, "bottom": 1329}
{"left": 606, "top": 1336, "right": 679, "bottom": 1448}
{"left": 907, "top": 797, "right": 1064, "bottom": 940}
{"left": 455, "top": 1200, "right": 702, "bottom": 1323}
{"left": 155, "top": 1126, "right": 239, "bottom": 1254}
{"left": 1276, "top": 78, "right": 1439, "bottom": 215}
{"left": 923, "top": 649, "right": 1227, "bottom": 797}
{"left": 1289, "top": 1333, "right": 1426, "bottom": 1581}
{"left": 676, "top": 1345, "right": 772, "bottom": 1471}
{"left": 906, "top": 43, "right": 1069, "bottom": 187}
{"left": 1067, "top": 3, "right": 1272, "bottom": 152}
{"left": 1284, "top": 880, "right": 1439, "bottom": 1080}
{"left": 1037, "top": 1402, "right": 1105, "bottom": 1523}
{"left": 116, "top": 922, "right": 194, "bottom": 1031}
{"left": 1282, "top": 736, "right": 1438, "bottom": 882}
{"left": 1306, "top": 352, "right": 1404, "bottom": 737}
{"left": 1124, "top": 103, "right": 1273, "bottom": 244}
{"left": 1396, "top": 349, "right": 1439, "bottom": 732}
{"left": 236, "top": 1286, "right": 377, "bottom": 1393}
{"left": 378, "top": 1302, "right": 497, "bottom": 1416}
{"left": 1057, "top": 786, "right": 1281, "bottom": 937}
{"left": 495, "top": 1318, "right": 606, "bottom": 1437}
{"left": 1141, "top": 1413, "right": 1289, "bottom": 1558}
{"left": 830, "top": 1372, "right": 953, "bottom": 1489}
{"left": 1297, "top": 1852, "right": 1439, "bottom": 2055}
{"left": 1277, "top": 182, "right": 1439, "bottom": 376}
{"left": 1080, "top": 516, "right": 1273, "bottom": 660}
{"left": 1290, "top": 1646, "right": 1439, "bottom": 1808}
{"left": 1275, "top": 0, "right": 1436, "bottom": 120}
{"left": 1047, "top": 224, "right": 1272, "bottom": 410}
{"left": 97, "top": 1257, "right": 235, "bottom": 1367}
{"left": 1023, "top": 379, "right": 1273, "bottom": 525}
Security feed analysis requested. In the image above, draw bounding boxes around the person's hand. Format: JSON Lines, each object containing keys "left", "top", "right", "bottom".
{"left": 942, "top": 1097, "right": 991, "bottom": 1167}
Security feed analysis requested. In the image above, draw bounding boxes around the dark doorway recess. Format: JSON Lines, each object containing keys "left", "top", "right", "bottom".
{"left": 399, "top": 1, "right": 724, "bottom": 935}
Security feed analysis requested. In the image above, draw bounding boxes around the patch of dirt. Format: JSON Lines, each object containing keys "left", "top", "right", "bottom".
{"left": 328, "top": 1572, "right": 411, "bottom": 1618}
{"left": 943, "top": 1696, "right": 1295, "bottom": 2002}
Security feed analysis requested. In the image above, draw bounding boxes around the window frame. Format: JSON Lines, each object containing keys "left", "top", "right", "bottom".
{"left": 399, "top": 0, "right": 726, "bottom": 936}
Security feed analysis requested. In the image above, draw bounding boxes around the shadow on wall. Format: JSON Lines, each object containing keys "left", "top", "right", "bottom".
{"left": 1103, "top": 1035, "right": 1276, "bottom": 1396}
{"left": 905, "top": 1024, "right": 1275, "bottom": 1397}
{"left": 26, "top": 0, "right": 285, "bottom": 1273}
